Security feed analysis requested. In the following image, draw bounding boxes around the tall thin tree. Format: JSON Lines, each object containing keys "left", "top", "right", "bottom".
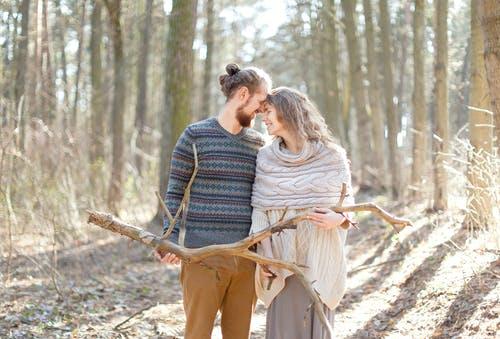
{"left": 158, "top": 0, "right": 198, "bottom": 218}
{"left": 432, "top": 0, "right": 449, "bottom": 210}
{"left": 54, "top": 0, "right": 70, "bottom": 130}
{"left": 103, "top": 0, "right": 126, "bottom": 213}
{"left": 323, "top": 0, "right": 346, "bottom": 145}
{"left": 379, "top": 0, "right": 400, "bottom": 198}
{"left": 341, "top": 0, "right": 373, "bottom": 187}
{"left": 71, "top": 0, "right": 88, "bottom": 130}
{"left": 201, "top": 0, "right": 214, "bottom": 119}
{"left": 411, "top": 0, "right": 427, "bottom": 197}
{"left": 478, "top": 0, "right": 500, "bottom": 147}
{"left": 14, "top": 0, "right": 30, "bottom": 149}
{"left": 363, "top": 0, "right": 386, "bottom": 188}
{"left": 467, "top": 0, "right": 493, "bottom": 228}
{"left": 89, "top": 0, "right": 105, "bottom": 167}
{"left": 134, "top": 0, "right": 154, "bottom": 175}
{"left": 40, "top": 0, "right": 56, "bottom": 124}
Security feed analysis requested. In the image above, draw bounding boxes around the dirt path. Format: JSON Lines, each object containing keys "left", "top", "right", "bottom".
{"left": 1, "top": 206, "right": 498, "bottom": 338}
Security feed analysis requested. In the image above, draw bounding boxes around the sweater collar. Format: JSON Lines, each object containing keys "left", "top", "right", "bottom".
{"left": 270, "top": 137, "right": 323, "bottom": 165}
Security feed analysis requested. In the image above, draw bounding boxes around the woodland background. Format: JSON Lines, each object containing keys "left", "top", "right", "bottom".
{"left": 0, "top": 0, "right": 498, "bottom": 338}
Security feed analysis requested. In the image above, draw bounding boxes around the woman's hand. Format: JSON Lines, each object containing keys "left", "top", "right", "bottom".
{"left": 307, "top": 207, "right": 346, "bottom": 230}
{"left": 259, "top": 238, "right": 276, "bottom": 277}
{"left": 260, "top": 264, "right": 276, "bottom": 278}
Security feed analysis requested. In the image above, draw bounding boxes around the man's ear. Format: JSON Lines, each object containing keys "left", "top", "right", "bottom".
{"left": 237, "top": 86, "right": 250, "bottom": 101}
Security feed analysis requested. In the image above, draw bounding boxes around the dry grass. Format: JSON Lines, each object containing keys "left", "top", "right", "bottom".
{"left": 446, "top": 130, "right": 499, "bottom": 249}
{"left": 0, "top": 119, "right": 159, "bottom": 284}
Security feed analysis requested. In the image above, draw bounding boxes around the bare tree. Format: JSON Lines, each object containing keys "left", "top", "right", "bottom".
{"left": 341, "top": 0, "right": 373, "bottom": 187}
{"left": 200, "top": 0, "right": 214, "bottom": 119}
{"left": 411, "top": 0, "right": 427, "bottom": 197}
{"left": 363, "top": 0, "right": 386, "bottom": 189}
{"left": 89, "top": 0, "right": 105, "bottom": 166}
{"left": 134, "top": 0, "right": 154, "bottom": 175}
{"left": 53, "top": 0, "right": 70, "bottom": 130}
{"left": 104, "top": 0, "right": 126, "bottom": 213}
{"left": 432, "top": 0, "right": 449, "bottom": 210}
{"left": 71, "top": 0, "right": 88, "bottom": 130}
{"left": 158, "top": 0, "right": 198, "bottom": 219}
{"left": 14, "top": 0, "right": 30, "bottom": 149}
{"left": 323, "top": 0, "right": 347, "bottom": 146}
{"left": 379, "top": 0, "right": 401, "bottom": 198}
{"left": 478, "top": 0, "right": 500, "bottom": 147}
{"left": 467, "top": 0, "right": 494, "bottom": 228}
{"left": 40, "top": 0, "right": 56, "bottom": 124}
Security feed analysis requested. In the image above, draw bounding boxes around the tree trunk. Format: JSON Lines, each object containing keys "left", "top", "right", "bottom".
{"left": 478, "top": 0, "right": 500, "bottom": 147}
{"left": 467, "top": 0, "right": 493, "bottom": 229}
{"left": 379, "top": 0, "right": 401, "bottom": 198}
{"left": 158, "top": 0, "right": 198, "bottom": 219}
{"left": 201, "top": 0, "right": 214, "bottom": 119}
{"left": 411, "top": 0, "right": 427, "bottom": 197}
{"left": 134, "top": 0, "right": 153, "bottom": 175}
{"left": 90, "top": 0, "right": 105, "bottom": 166}
{"left": 451, "top": 39, "right": 471, "bottom": 135}
{"left": 53, "top": 0, "right": 70, "bottom": 131}
{"left": 396, "top": 1, "right": 411, "bottom": 132}
{"left": 323, "top": 0, "right": 346, "bottom": 146}
{"left": 316, "top": 6, "right": 329, "bottom": 116}
{"left": 71, "top": 0, "right": 88, "bottom": 130}
{"left": 27, "top": 0, "right": 40, "bottom": 122}
{"left": 104, "top": 0, "right": 126, "bottom": 214}
{"left": 341, "top": 0, "right": 372, "bottom": 187}
{"left": 363, "top": 0, "right": 386, "bottom": 189}
{"left": 432, "top": 0, "right": 449, "bottom": 210}
{"left": 14, "top": 0, "right": 30, "bottom": 149}
{"left": 40, "top": 0, "right": 56, "bottom": 125}
{"left": 1, "top": 9, "right": 13, "bottom": 127}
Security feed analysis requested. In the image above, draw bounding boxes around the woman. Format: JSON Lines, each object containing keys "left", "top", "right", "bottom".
{"left": 250, "top": 87, "right": 354, "bottom": 338}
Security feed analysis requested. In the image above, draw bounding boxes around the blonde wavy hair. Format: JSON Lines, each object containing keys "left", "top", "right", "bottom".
{"left": 266, "top": 86, "right": 342, "bottom": 151}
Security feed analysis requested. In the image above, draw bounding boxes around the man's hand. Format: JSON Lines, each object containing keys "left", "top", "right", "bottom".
{"left": 154, "top": 248, "right": 181, "bottom": 265}
{"left": 307, "top": 207, "right": 346, "bottom": 230}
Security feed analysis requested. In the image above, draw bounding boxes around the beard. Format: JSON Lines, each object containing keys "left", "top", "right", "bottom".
{"left": 235, "top": 100, "right": 255, "bottom": 128}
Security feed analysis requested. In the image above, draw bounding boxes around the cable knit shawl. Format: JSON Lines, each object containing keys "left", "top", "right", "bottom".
{"left": 250, "top": 138, "right": 354, "bottom": 310}
{"left": 251, "top": 138, "right": 352, "bottom": 209}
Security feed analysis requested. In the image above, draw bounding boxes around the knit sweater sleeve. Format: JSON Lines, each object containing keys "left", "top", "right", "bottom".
{"left": 162, "top": 127, "right": 196, "bottom": 244}
{"left": 250, "top": 208, "right": 270, "bottom": 234}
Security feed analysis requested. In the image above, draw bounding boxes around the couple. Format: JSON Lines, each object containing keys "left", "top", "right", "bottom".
{"left": 157, "top": 64, "right": 353, "bottom": 339}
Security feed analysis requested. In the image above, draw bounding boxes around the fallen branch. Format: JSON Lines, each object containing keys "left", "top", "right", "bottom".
{"left": 87, "top": 209, "right": 334, "bottom": 335}
{"left": 114, "top": 303, "right": 157, "bottom": 330}
{"left": 87, "top": 143, "right": 412, "bottom": 339}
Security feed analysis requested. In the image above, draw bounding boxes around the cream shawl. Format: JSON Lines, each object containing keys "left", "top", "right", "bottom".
{"left": 250, "top": 138, "right": 354, "bottom": 310}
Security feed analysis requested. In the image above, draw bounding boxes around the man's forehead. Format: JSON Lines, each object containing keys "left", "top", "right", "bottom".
{"left": 257, "top": 89, "right": 268, "bottom": 101}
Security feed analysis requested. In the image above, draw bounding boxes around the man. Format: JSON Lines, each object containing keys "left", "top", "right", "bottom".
{"left": 156, "top": 63, "right": 272, "bottom": 339}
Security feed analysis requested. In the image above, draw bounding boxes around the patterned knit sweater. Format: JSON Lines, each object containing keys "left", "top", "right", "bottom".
{"left": 163, "top": 117, "right": 265, "bottom": 248}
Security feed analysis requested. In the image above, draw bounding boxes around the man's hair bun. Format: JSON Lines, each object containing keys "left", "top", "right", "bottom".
{"left": 225, "top": 63, "right": 240, "bottom": 76}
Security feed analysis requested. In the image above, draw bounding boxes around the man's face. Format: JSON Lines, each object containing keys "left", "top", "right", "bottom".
{"left": 235, "top": 84, "right": 268, "bottom": 127}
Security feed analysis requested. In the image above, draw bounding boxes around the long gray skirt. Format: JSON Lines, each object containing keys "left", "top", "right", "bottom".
{"left": 265, "top": 275, "right": 335, "bottom": 339}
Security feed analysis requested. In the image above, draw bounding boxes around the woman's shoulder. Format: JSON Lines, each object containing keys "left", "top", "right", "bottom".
{"left": 256, "top": 140, "right": 274, "bottom": 159}
{"left": 322, "top": 142, "right": 347, "bottom": 158}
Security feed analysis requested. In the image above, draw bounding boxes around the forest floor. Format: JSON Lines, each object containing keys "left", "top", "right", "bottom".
{"left": 1, "top": 199, "right": 498, "bottom": 338}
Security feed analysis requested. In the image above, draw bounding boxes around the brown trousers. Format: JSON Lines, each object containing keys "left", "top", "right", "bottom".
{"left": 180, "top": 255, "right": 256, "bottom": 339}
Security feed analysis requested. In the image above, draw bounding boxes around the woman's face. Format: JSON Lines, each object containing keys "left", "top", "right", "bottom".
{"left": 262, "top": 103, "right": 286, "bottom": 137}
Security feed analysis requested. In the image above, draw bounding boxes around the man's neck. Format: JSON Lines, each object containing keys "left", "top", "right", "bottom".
{"left": 217, "top": 105, "right": 243, "bottom": 135}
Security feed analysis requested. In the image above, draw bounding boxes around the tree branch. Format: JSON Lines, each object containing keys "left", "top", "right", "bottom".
{"left": 87, "top": 143, "right": 412, "bottom": 339}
